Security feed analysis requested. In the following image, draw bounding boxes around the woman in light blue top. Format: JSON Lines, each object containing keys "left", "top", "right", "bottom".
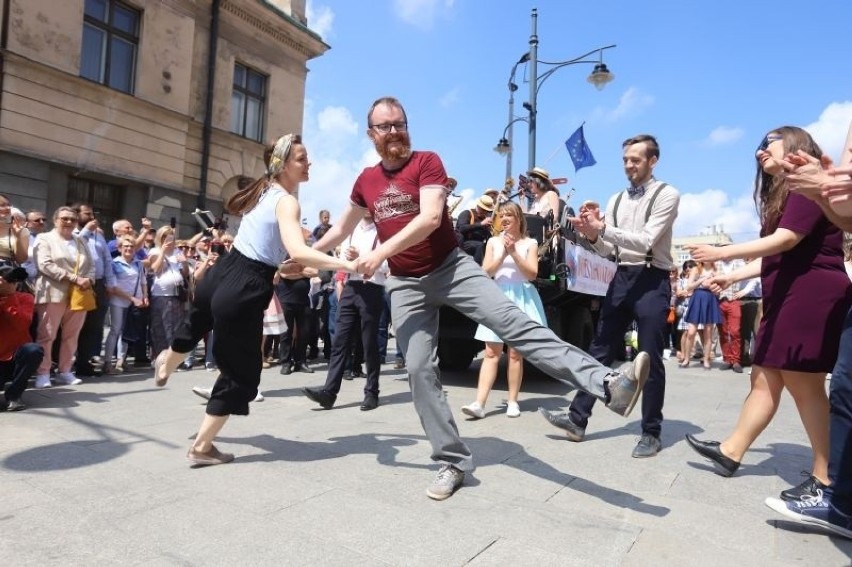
{"left": 103, "top": 236, "right": 147, "bottom": 374}
{"left": 153, "top": 134, "right": 359, "bottom": 466}
{"left": 461, "top": 202, "right": 546, "bottom": 419}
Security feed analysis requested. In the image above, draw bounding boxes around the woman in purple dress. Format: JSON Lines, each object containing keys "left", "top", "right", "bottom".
{"left": 684, "top": 126, "right": 852, "bottom": 502}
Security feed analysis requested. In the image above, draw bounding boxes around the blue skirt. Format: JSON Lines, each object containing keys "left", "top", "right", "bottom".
{"left": 475, "top": 281, "right": 547, "bottom": 343}
{"left": 683, "top": 287, "right": 722, "bottom": 325}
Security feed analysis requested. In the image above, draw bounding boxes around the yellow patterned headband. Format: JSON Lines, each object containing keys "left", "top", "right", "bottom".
{"left": 267, "top": 134, "right": 296, "bottom": 177}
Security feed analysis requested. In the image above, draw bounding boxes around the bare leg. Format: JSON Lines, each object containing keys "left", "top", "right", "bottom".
{"left": 192, "top": 414, "right": 229, "bottom": 453}
{"left": 702, "top": 325, "right": 715, "bottom": 367}
{"left": 681, "top": 324, "right": 698, "bottom": 367}
{"left": 474, "top": 342, "right": 503, "bottom": 406}
{"left": 783, "top": 370, "right": 831, "bottom": 485}
{"left": 721, "top": 365, "right": 783, "bottom": 461}
{"left": 506, "top": 347, "right": 524, "bottom": 403}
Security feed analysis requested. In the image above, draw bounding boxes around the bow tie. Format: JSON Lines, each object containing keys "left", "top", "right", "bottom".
{"left": 627, "top": 185, "right": 646, "bottom": 198}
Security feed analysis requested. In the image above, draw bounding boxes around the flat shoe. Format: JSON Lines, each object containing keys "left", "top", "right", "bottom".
{"left": 187, "top": 444, "right": 234, "bottom": 466}
{"left": 154, "top": 350, "right": 170, "bottom": 387}
{"left": 685, "top": 434, "right": 740, "bottom": 477}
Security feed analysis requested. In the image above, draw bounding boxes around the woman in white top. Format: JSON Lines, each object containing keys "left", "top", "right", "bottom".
{"left": 153, "top": 134, "right": 358, "bottom": 467}
{"left": 103, "top": 236, "right": 147, "bottom": 374}
{"left": 524, "top": 167, "right": 561, "bottom": 219}
{"left": 461, "top": 202, "right": 546, "bottom": 418}
{"left": 144, "top": 225, "right": 189, "bottom": 360}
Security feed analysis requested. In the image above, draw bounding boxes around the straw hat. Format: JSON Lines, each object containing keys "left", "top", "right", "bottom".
{"left": 528, "top": 166, "right": 554, "bottom": 188}
{"left": 475, "top": 194, "right": 494, "bottom": 212}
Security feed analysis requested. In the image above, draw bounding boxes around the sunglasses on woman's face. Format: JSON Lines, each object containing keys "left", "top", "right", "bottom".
{"left": 756, "top": 133, "right": 783, "bottom": 154}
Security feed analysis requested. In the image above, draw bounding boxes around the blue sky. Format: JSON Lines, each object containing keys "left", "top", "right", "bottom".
{"left": 296, "top": 0, "right": 852, "bottom": 241}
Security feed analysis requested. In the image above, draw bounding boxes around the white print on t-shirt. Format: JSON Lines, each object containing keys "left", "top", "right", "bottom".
{"left": 373, "top": 184, "right": 419, "bottom": 223}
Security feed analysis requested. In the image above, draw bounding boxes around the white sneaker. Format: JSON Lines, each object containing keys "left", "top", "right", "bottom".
{"left": 56, "top": 372, "right": 82, "bottom": 386}
{"left": 253, "top": 391, "right": 264, "bottom": 402}
{"left": 506, "top": 401, "right": 521, "bottom": 418}
{"left": 461, "top": 402, "right": 484, "bottom": 419}
{"left": 35, "top": 374, "right": 52, "bottom": 389}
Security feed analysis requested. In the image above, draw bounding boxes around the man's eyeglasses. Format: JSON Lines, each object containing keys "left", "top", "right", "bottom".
{"left": 369, "top": 122, "right": 407, "bottom": 134}
{"left": 756, "top": 133, "right": 783, "bottom": 154}
{"left": 28, "top": 218, "right": 46, "bottom": 223}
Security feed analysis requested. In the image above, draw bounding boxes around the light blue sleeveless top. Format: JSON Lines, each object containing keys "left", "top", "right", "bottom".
{"left": 232, "top": 183, "right": 289, "bottom": 267}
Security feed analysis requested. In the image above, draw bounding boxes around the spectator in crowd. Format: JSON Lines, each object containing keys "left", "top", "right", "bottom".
{"left": 686, "top": 126, "right": 852, "bottom": 505}
{"left": 455, "top": 194, "right": 494, "bottom": 264}
{"left": 461, "top": 202, "right": 546, "bottom": 419}
{"left": 32, "top": 206, "right": 94, "bottom": 388}
{"left": 0, "top": 265, "right": 43, "bottom": 411}
{"left": 680, "top": 260, "right": 722, "bottom": 370}
{"left": 303, "top": 211, "right": 388, "bottom": 411}
{"left": 0, "top": 193, "right": 29, "bottom": 266}
{"left": 312, "top": 209, "right": 332, "bottom": 241}
{"left": 524, "top": 167, "right": 561, "bottom": 219}
{"left": 102, "top": 236, "right": 147, "bottom": 375}
{"left": 22, "top": 210, "right": 47, "bottom": 284}
{"left": 145, "top": 225, "right": 189, "bottom": 361}
{"left": 73, "top": 203, "right": 115, "bottom": 377}
{"left": 716, "top": 257, "right": 746, "bottom": 373}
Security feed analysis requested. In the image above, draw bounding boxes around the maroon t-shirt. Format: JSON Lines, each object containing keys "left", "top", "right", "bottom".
{"left": 350, "top": 151, "right": 458, "bottom": 277}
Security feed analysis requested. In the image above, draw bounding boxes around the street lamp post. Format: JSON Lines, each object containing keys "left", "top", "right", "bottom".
{"left": 495, "top": 8, "right": 616, "bottom": 174}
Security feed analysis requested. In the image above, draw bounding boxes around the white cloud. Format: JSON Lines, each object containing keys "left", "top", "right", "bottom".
{"left": 305, "top": 1, "right": 334, "bottom": 39}
{"left": 439, "top": 87, "right": 460, "bottom": 108}
{"left": 805, "top": 101, "right": 852, "bottom": 163}
{"left": 592, "top": 87, "right": 654, "bottom": 123}
{"left": 391, "top": 0, "right": 454, "bottom": 29}
{"left": 704, "top": 126, "right": 744, "bottom": 146}
{"left": 673, "top": 188, "right": 760, "bottom": 240}
{"left": 300, "top": 102, "right": 378, "bottom": 226}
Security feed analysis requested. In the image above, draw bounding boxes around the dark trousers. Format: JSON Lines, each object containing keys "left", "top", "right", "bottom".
{"left": 828, "top": 306, "right": 852, "bottom": 516}
{"left": 739, "top": 298, "right": 761, "bottom": 365}
{"left": 322, "top": 281, "right": 384, "bottom": 397}
{"left": 378, "top": 290, "right": 391, "bottom": 360}
{"left": 76, "top": 278, "right": 108, "bottom": 370}
{"left": 569, "top": 266, "right": 670, "bottom": 438}
{"left": 280, "top": 303, "right": 310, "bottom": 365}
{"left": 461, "top": 240, "right": 486, "bottom": 265}
{"left": 172, "top": 250, "right": 275, "bottom": 416}
{"left": 0, "top": 343, "right": 44, "bottom": 402}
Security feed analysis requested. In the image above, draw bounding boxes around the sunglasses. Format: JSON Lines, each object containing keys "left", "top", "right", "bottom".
{"left": 29, "top": 218, "right": 46, "bottom": 223}
{"left": 756, "top": 133, "right": 783, "bottom": 154}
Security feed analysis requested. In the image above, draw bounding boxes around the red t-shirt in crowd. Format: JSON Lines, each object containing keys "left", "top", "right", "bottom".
{"left": 350, "top": 151, "right": 457, "bottom": 277}
{"left": 0, "top": 291, "right": 34, "bottom": 361}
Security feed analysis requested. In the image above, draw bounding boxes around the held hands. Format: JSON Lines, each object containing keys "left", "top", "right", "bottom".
{"left": 279, "top": 259, "right": 305, "bottom": 276}
{"left": 703, "top": 274, "right": 732, "bottom": 295}
{"left": 783, "top": 150, "right": 852, "bottom": 207}
{"left": 355, "top": 249, "right": 384, "bottom": 279}
{"left": 344, "top": 245, "right": 359, "bottom": 261}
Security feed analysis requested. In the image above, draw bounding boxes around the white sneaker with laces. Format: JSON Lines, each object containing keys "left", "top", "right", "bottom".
{"left": 506, "top": 401, "right": 521, "bottom": 418}
{"left": 461, "top": 402, "right": 484, "bottom": 419}
{"left": 35, "top": 374, "right": 52, "bottom": 389}
{"left": 56, "top": 372, "right": 82, "bottom": 386}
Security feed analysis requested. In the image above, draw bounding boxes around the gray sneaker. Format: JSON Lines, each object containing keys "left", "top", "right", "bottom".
{"left": 632, "top": 433, "right": 661, "bottom": 458}
{"left": 537, "top": 407, "right": 585, "bottom": 442}
{"left": 605, "top": 351, "right": 649, "bottom": 417}
{"left": 426, "top": 465, "right": 464, "bottom": 501}
{"left": 192, "top": 386, "right": 212, "bottom": 400}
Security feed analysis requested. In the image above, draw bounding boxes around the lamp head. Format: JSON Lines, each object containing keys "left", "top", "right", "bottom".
{"left": 587, "top": 63, "right": 614, "bottom": 91}
{"left": 494, "top": 138, "right": 511, "bottom": 156}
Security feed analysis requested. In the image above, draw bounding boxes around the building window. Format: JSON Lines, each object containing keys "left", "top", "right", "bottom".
{"left": 231, "top": 63, "right": 266, "bottom": 142}
{"left": 67, "top": 178, "right": 124, "bottom": 234}
{"left": 80, "top": 0, "right": 140, "bottom": 94}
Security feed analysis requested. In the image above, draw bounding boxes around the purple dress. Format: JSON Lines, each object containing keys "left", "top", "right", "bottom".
{"left": 753, "top": 193, "right": 852, "bottom": 372}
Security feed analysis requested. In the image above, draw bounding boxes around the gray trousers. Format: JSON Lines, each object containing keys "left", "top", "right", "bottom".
{"left": 386, "top": 249, "right": 613, "bottom": 472}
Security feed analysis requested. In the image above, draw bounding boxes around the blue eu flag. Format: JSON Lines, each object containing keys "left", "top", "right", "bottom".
{"left": 565, "top": 124, "right": 596, "bottom": 171}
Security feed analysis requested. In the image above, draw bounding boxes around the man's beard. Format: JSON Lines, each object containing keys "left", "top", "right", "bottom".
{"left": 375, "top": 132, "right": 412, "bottom": 161}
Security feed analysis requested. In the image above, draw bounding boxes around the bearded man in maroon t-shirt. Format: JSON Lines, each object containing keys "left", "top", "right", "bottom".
{"left": 313, "top": 96, "right": 651, "bottom": 501}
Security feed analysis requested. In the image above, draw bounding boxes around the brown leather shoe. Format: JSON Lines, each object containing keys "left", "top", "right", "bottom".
{"left": 186, "top": 444, "right": 235, "bottom": 466}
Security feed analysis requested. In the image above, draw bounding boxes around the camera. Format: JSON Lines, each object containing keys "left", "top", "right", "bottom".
{"left": 210, "top": 240, "right": 226, "bottom": 255}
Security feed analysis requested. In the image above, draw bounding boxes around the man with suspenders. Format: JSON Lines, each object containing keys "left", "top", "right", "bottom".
{"left": 540, "top": 134, "right": 680, "bottom": 458}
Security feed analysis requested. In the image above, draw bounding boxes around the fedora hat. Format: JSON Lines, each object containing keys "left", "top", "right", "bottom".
{"left": 475, "top": 194, "right": 494, "bottom": 212}
{"left": 483, "top": 187, "right": 500, "bottom": 198}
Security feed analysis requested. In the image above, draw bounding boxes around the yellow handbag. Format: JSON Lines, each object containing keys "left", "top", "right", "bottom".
{"left": 68, "top": 240, "right": 97, "bottom": 312}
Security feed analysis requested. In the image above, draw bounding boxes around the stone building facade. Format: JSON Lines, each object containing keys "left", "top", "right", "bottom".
{"left": 0, "top": 0, "right": 327, "bottom": 236}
